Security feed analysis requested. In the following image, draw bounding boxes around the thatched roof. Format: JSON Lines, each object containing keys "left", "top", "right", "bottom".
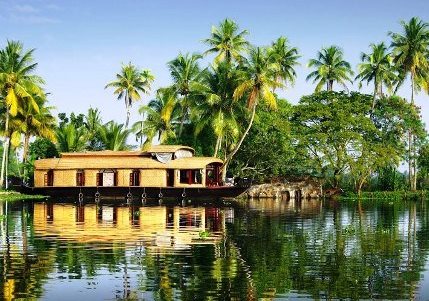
{"left": 35, "top": 156, "right": 222, "bottom": 170}
{"left": 59, "top": 145, "right": 195, "bottom": 158}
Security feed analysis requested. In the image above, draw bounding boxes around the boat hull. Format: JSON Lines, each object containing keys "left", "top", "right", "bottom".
{"left": 17, "top": 185, "right": 248, "bottom": 200}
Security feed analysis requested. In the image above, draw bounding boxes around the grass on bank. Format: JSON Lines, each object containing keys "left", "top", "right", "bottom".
{"left": 340, "top": 190, "right": 429, "bottom": 201}
{"left": 0, "top": 190, "right": 46, "bottom": 202}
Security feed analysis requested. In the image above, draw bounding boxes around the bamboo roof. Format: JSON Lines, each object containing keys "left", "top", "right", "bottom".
{"left": 34, "top": 156, "right": 223, "bottom": 170}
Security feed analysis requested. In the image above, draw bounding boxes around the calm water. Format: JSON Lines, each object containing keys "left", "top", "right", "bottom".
{"left": 1, "top": 197, "right": 429, "bottom": 300}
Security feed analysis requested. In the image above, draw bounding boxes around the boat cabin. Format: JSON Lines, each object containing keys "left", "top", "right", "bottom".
{"left": 34, "top": 145, "right": 223, "bottom": 188}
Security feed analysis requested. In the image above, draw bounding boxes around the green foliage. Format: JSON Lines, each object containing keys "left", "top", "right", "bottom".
{"left": 306, "top": 45, "right": 354, "bottom": 91}
{"left": 105, "top": 63, "right": 154, "bottom": 127}
{"left": 29, "top": 138, "right": 59, "bottom": 159}
{"left": 291, "top": 91, "right": 426, "bottom": 193}
{"left": 229, "top": 99, "right": 295, "bottom": 181}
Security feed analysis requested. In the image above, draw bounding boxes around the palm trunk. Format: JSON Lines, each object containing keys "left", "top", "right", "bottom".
{"left": 371, "top": 81, "right": 377, "bottom": 110}
{"left": 23, "top": 133, "right": 30, "bottom": 164}
{"left": 214, "top": 135, "right": 222, "bottom": 158}
{"left": 178, "top": 95, "right": 188, "bottom": 137}
{"left": 0, "top": 108, "right": 10, "bottom": 189}
{"left": 125, "top": 93, "right": 130, "bottom": 128}
{"left": 222, "top": 104, "right": 257, "bottom": 181}
{"left": 328, "top": 80, "right": 333, "bottom": 91}
{"left": 410, "top": 72, "right": 417, "bottom": 191}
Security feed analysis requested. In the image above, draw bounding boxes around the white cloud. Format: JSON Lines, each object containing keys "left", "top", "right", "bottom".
{"left": 12, "top": 4, "right": 39, "bottom": 13}
{"left": 9, "top": 13, "right": 59, "bottom": 24}
{"left": 0, "top": 1, "right": 60, "bottom": 24}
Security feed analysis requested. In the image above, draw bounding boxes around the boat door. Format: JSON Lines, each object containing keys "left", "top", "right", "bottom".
{"left": 166, "top": 169, "right": 174, "bottom": 187}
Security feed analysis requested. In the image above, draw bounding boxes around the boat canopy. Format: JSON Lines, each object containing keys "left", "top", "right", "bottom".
{"left": 34, "top": 155, "right": 223, "bottom": 170}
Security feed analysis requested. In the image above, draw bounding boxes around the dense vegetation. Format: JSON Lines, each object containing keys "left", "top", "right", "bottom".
{"left": 1, "top": 17, "right": 429, "bottom": 194}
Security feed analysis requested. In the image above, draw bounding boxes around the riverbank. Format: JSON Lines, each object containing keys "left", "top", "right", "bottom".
{"left": 0, "top": 190, "right": 46, "bottom": 202}
{"left": 341, "top": 190, "right": 429, "bottom": 201}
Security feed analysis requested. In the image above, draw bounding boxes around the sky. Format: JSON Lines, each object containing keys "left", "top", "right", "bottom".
{"left": 1, "top": 0, "right": 429, "bottom": 130}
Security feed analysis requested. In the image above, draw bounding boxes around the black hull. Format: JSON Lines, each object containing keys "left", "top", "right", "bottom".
{"left": 17, "top": 185, "right": 248, "bottom": 200}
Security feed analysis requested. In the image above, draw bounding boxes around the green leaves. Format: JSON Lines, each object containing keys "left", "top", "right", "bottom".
{"left": 105, "top": 62, "right": 154, "bottom": 127}
{"left": 306, "top": 46, "right": 354, "bottom": 92}
{"left": 291, "top": 91, "right": 425, "bottom": 192}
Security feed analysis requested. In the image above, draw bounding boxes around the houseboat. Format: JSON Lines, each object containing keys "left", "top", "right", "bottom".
{"left": 23, "top": 145, "right": 249, "bottom": 200}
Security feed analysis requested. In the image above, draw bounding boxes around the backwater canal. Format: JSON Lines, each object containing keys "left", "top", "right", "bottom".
{"left": 0, "top": 197, "right": 429, "bottom": 300}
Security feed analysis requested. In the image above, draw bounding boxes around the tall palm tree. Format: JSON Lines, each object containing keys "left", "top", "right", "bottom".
{"left": 105, "top": 63, "right": 154, "bottom": 128}
{"left": 136, "top": 89, "right": 178, "bottom": 148}
{"left": 389, "top": 17, "right": 429, "bottom": 191}
{"left": 167, "top": 53, "right": 205, "bottom": 136}
{"left": 98, "top": 121, "right": 130, "bottom": 151}
{"left": 268, "top": 36, "right": 300, "bottom": 90}
{"left": 356, "top": 42, "right": 397, "bottom": 109}
{"left": 306, "top": 45, "right": 354, "bottom": 92}
{"left": 203, "top": 18, "right": 249, "bottom": 64}
{"left": 193, "top": 62, "right": 241, "bottom": 157}
{"left": 0, "top": 40, "right": 43, "bottom": 188}
{"left": 223, "top": 47, "right": 282, "bottom": 178}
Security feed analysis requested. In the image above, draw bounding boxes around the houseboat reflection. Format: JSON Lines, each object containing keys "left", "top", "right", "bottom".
{"left": 33, "top": 202, "right": 232, "bottom": 251}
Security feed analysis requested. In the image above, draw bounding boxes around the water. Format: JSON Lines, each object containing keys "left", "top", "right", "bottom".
{"left": 1, "top": 198, "right": 429, "bottom": 300}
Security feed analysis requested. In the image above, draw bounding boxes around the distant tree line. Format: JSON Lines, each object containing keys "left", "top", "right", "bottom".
{"left": 1, "top": 17, "right": 429, "bottom": 193}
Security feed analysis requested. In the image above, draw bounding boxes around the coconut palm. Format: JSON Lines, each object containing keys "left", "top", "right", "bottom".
{"left": 167, "top": 53, "right": 205, "bottom": 136}
{"left": 17, "top": 93, "right": 56, "bottom": 163}
{"left": 389, "top": 17, "right": 429, "bottom": 191}
{"left": 84, "top": 107, "right": 103, "bottom": 150}
{"left": 268, "top": 36, "right": 300, "bottom": 90}
{"left": 203, "top": 18, "right": 249, "bottom": 64}
{"left": 0, "top": 40, "right": 43, "bottom": 188}
{"left": 390, "top": 17, "right": 429, "bottom": 103}
{"left": 136, "top": 89, "right": 179, "bottom": 148}
{"left": 98, "top": 121, "right": 130, "bottom": 151}
{"left": 223, "top": 47, "right": 282, "bottom": 178}
{"left": 356, "top": 42, "right": 398, "bottom": 108}
{"left": 306, "top": 45, "right": 354, "bottom": 92}
{"left": 56, "top": 123, "right": 88, "bottom": 153}
{"left": 193, "top": 62, "right": 241, "bottom": 157}
{"left": 105, "top": 63, "right": 154, "bottom": 128}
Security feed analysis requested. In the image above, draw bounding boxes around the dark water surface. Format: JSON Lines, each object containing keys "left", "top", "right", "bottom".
{"left": 1, "top": 197, "right": 429, "bottom": 300}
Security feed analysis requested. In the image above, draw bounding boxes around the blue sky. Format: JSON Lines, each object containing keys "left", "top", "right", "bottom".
{"left": 1, "top": 0, "right": 429, "bottom": 129}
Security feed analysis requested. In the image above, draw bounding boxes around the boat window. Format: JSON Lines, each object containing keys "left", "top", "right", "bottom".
{"left": 97, "top": 170, "right": 117, "bottom": 187}
{"left": 76, "top": 170, "right": 85, "bottom": 186}
{"left": 129, "top": 170, "right": 140, "bottom": 186}
{"left": 180, "top": 169, "right": 202, "bottom": 184}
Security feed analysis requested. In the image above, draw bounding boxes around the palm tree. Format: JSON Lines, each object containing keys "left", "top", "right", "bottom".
{"left": 389, "top": 17, "right": 429, "bottom": 191}
{"left": 84, "top": 107, "right": 103, "bottom": 150}
{"left": 167, "top": 53, "right": 205, "bottom": 136}
{"left": 56, "top": 123, "right": 88, "bottom": 152}
{"left": 223, "top": 47, "right": 282, "bottom": 178}
{"left": 105, "top": 63, "right": 154, "bottom": 128}
{"left": 203, "top": 18, "right": 249, "bottom": 64}
{"left": 99, "top": 121, "right": 130, "bottom": 151}
{"left": 268, "top": 36, "right": 300, "bottom": 90}
{"left": 390, "top": 17, "right": 429, "bottom": 104}
{"left": 17, "top": 93, "right": 56, "bottom": 163}
{"left": 306, "top": 45, "right": 354, "bottom": 92}
{"left": 136, "top": 89, "right": 178, "bottom": 148}
{"left": 193, "top": 62, "right": 241, "bottom": 157}
{"left": 356, "top": 42, "right": 397, "bottom": 109}
{"left": 0, "top": 40, "right": 43, "bottom": 188}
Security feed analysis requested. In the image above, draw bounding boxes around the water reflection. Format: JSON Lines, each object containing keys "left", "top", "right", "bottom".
{"left": 33, "top": 203, "right": 226, "bottom": 251}
{"left": 0, "top": 198, "right": 428, "bottom": 300}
